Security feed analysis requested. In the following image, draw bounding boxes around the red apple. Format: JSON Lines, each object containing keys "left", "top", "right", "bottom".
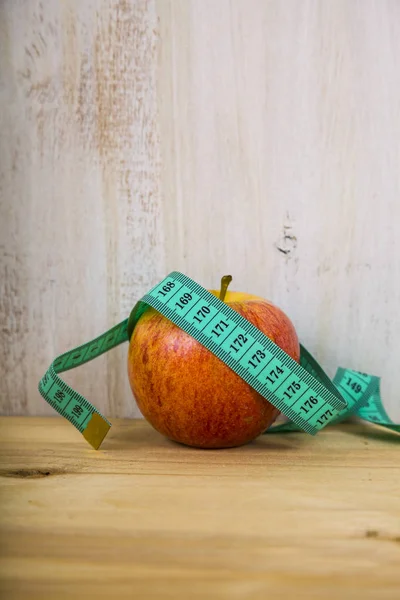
{"left": 128, "top": 280, "right": 300, "bottom": 448}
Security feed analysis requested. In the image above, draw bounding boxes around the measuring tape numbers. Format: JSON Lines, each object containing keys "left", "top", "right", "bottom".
{"left": 38, "top": 321, "right": 128, "bottom": 449}
{"left": 269, "top": 351, "right": 399, "bottom": 434}
{"left": 38, "top": 272, "right": 399, "bottom": 448}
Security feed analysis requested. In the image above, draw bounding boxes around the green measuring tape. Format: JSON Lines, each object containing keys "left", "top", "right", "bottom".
{"left": 38, "top": 272, "right": 399, "bottom": 449}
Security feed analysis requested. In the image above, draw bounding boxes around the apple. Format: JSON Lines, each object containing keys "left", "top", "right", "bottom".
{"left": 127, "top": 277, "right": 300, "bottom": 448}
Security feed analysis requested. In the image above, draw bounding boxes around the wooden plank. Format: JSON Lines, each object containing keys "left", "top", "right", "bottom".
{"left": 1, "top": 0, "right": 400, "bottom": 419}
{"left": 0, "top": 0, "right": 164, "bottom": 418}
{"left": 158, "top": 0, "right": 400, "bottom": 419}
{"left": 0, "top": 417, "right": 399, "bottom": 599}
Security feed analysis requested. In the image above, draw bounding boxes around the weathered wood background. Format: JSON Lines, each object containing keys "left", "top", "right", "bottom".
{"left": 1, "top": 0, "right": 399, "bottom": 419}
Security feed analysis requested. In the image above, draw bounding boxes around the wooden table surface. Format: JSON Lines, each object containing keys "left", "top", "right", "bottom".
{"left": 0, "top": 417, "right": 399, "bottom": 599}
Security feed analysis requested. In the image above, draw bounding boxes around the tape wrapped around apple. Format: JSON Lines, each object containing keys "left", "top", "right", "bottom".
{"left": 128, "top": 276, "right": 300, "bottom": 448}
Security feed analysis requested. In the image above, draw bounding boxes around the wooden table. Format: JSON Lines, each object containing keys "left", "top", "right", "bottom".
{"left": 0, "top": 417, "right": 399, "bottom": 599}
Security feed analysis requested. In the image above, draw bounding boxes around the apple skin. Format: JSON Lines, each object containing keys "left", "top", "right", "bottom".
{"left": 127, "top": 290, "right": 300, "bottom": 449}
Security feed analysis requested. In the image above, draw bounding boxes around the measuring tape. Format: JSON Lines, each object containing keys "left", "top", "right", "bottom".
{"left": 38, "top": 272, "right": 399, "bottom": 449}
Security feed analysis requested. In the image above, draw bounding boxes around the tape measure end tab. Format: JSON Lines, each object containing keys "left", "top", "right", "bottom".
{"left": 82, "top": 413, "right": 111, "bottom": 450}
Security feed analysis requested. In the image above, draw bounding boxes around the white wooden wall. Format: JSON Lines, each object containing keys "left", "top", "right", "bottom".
{"left": 1, "top": 0, "right": 399, "bottom": 420}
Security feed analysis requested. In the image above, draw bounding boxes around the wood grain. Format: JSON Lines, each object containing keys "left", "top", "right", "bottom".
{"left": 1, "top": 0, "right": 400, "bottom": 419}
{"left": 0, "top": 0, "right": 164, "bottom": 418}
{"left": 157, "top": 0, "right": 400, "bottom": 419}
{"left": 0, "top": 417, "right": 399, "bottom": 599}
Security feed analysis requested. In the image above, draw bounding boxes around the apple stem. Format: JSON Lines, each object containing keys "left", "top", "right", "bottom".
{"left": 219, "top": 275, "right": 232, "bottom": 302}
